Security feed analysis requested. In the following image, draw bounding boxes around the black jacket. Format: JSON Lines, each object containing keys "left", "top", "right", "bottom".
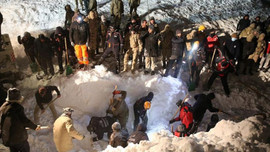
{"left": 65, "top": 10, "right": 74, "bottom": 28}
{"left": 0, "top": 12, "right": 2, "bottom": 25}
{"left": 69, "top": 21, "right": 89, "bottom": 45}
{"left": 34, "top": 37, "right": 53, "bottom": 61}
{"left": 50, "top": 27, "right": 66, "bottom": 52}
{"left": 237, "top": 18, "right": 250, "bottom": 31}
{"left": 105, "top": 31, "right": 123, "bottom": 49}
{"left": 170, "top": 36, "right": 185, "bottom": 60}
{"left": 224, "top": 39, "right": 241, "bottom": 60}
{"left": 192, "top": 94, "right": 219, "bottom": 122}
{"left": 134, "top": 95, "right": 152, "bottom": 116}
{"left": 0, "top": 101, "right": 37, "bottom": 146}
{"left": 18, "top": 35, "right": 35, "bottom": 51}
{"left": 128, "top": 124, "right": 148, "bottom": 144}
{"left": 35, "top": 86, "right": 60, "bottom": 110}
{"left": 143, "top": 32, "right": 161, "bottom": 57}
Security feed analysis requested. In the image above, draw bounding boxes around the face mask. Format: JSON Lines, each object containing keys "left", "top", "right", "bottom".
{"left": 231, "top": 38, "right": 237, "bottom": 41}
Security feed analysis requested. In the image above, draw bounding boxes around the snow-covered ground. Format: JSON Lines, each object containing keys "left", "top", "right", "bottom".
{"left": 1, "top": 0, "right": 270, "bottom": 151}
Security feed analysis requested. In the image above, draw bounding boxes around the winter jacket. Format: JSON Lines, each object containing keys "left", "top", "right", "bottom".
{"left": 252, "top": 20, "right": 263, "bottom": 31}
{"left": 224, "top": 39, "right": 241, "bottom": 60}
{"left": 88, "top": 0, "right": 97, "bottom": 11}
{"left": 239, "top": 24, "right": 256, "bottom": 39}
{"left": 149, "top": 22, "right": 160, "bottom": 33}
{"left": 34, "top": 36, "right": 53, "bottom": 61}
{"left": 207, "top": 35, "right": 219, "bottom": 50}
{"left": 248, "top": 34, "right": 266, "bottom": 62}
{"left": 18, "top": 35, "right": 35, "bottom": 50}
{"left": 84, "top": 11, "right": 99, "bottom": 50}
{"left": 50, "top": 27, "right": 66, "bottom": 52}
{"left": 109, "top": 129, "right": 128, "bottom": 148}
{"left": 129, "top": 0, "right": 140, "bottom": 7}
{"left": 69, "top": 21, "right": 89, "bottom": 45}
{"left": 192, "top": 94, "right": 219, "bottom": 122}
{"left": 170, "top": 36, "right": 185, "bottom": 60}
{"left": 128, "top": 124, "right": 148, "bottom": 144}
{"left": 237, "top": 18, "right": 251, "bottom": 31}
{"left": 65, "top": 9, "right": 74, "bottom": 29}
{"left": 53, "top": 114, "right": 84, "bottom": 152}
{"left": 134, "top": 95, "right": 153, "bottom": 116}
{"left": 107, "top": 91, "right": 129, "bottom": 128}
{"left": 111, "top": 0, "right": 124, "bottom": 17}
{"left": 35, "top": 86, "right": 60, "bottom": 110}
{"left": 105, "top": 31, "right": 123, "bottom": 50}
{"left": 143, "top": 32, "right": 161, "bottom": 57}
{"left": 0, "top": 101, "right": 37, "bottom": 146}
{"left": 160, "top": 25, "right": 174, "bottom": 50}
{"left": 130, "top": 33, "right": 143, "bottom": 51}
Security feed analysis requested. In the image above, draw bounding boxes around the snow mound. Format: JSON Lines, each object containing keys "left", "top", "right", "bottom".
{"left": 104, "top": 115, "right": 270, "bottom": 152}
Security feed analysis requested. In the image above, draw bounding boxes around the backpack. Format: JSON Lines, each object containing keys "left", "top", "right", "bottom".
{"left": 179, "top": 102, "right": 193, "bottom": 131}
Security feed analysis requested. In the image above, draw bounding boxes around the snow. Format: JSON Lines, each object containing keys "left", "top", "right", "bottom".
{"left": 0, "top": 0, "right": 270, "bottom": 151}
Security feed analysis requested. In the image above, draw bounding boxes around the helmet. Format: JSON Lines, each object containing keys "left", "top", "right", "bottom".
{"left": 198, "top": 25, "right": 206, "bottom": 32}
{"left": 144, "top": 101, "right": 151, "bottom": 110}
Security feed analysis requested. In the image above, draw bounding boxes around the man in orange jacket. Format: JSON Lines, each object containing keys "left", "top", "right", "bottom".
{"left": 70, "top": 15, "right": 90, "bottom": 69}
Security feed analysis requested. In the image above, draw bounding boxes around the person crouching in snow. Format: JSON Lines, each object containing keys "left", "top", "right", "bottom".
{"left": 190, "top": 93, "right": 221, "bottom": 133}
{"left": 169, "top": 100, "right": 193, "bottom": 135}
{"left": 107, "top": 90, "right": 129, "bottom": 129}
{"left": 34, "top": 86, "right": 61, "bottom": 123}
{"left": 0, "top": 88, "right": 41, "bottom": 152}
{"left": 206, "top": 114, "right": 219, "bottom": 132}
{"left": 53, "top": 107, "right": 84, "bottom": 152}
{"left": 69, "top": 14, "right": 90, "bottom": 70}
{"left": 109, "top": 122, "right": 129, "bottom": 148}
{"left": 128, "top": 123, "right": 149, "bottom": 144}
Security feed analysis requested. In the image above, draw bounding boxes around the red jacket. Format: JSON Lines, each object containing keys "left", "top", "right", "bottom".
{"left": 174, "top": 103, "right": 193, "bottom": 130}
{"left": 267, "top": 41, "right": 270, "bottom": 54}
{"left": 174, "top": 131, "right": 187, "bottom": 137}
{"left": 207, "top": 35, "right": 219, "bottom": 49}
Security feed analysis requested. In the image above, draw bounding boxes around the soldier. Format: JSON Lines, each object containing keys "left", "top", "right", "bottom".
{"left": 123, "top": 28, "right": 143, "bottom": 73}
{"left": 88, "top": 0, "right": 97, "bottom": 12}
{"left": 138, "top": 20, "right": 148, "bottom": 69}
{"left": 100, "top": 15, "right": 110, "bottom": 52}
{"left": 64, "top": 5, "right": 74, "bottom": 29}
{"left": 128, "top": 0, "right": 140, "bottom": 15}
{"left": 106, "top": 90, "right": 129, "bottom": 129}
{"left": 84, "top": 11, "right": 99, "bottom": 62}
{"left": 160, "top": 24, "right": 174, "bottom": 68}
{"left": 149, "top": 17, "right": 159, "bottom": 33}
{"left": 75, "top": 0, "right": 84, "bottom": 10}
{"left": 111, "top": 0, "right": 124, "bottom": 28}
{"left": 96, "top": 26, "right": 123, "bottom": 73}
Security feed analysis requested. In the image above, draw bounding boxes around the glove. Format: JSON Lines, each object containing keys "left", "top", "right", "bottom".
{"left": 169, "top": 119, "right": 175, "bottom": 124}
{"left": 113, "top": 90, "right": 121, "bottom": 95}
{"left": 35, "top": 125, "right": 41, "bottom": 131}
{"left": 86, "top": 42, "right": 89, "bottom": 47}
{"left": 71, "top": 42, "right": 75, "bottom": 47}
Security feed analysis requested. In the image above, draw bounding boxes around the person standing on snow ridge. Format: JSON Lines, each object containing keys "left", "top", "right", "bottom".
{"left": 96, "top": 25, "right": 123, "bottom": 73}
{"left": 164, "top": 29, "right": 185, "bottom": 78}
{"left": 0, "top": 88, "right": 41, "bottom": 152}
{"left": 107, "top": 90, "right": 129, "bottom": 129}
{"left": 88, "top": 0, "right": 97, "bottom": 13}
{"left": 128, "top": 123, "right": 149, "bottom": 144}
{"left": 70, "top": 14, "right": 90, "bottom": 70}
{"left": 64, "top": 5, "right": 74, "bottom": 30}
{"left": 160, "top": 24, "right": 174, "bottom": 69}
{"left": 34, "top": 34, "right": 55, "bottom": 78}
{"left": 133, "top": 92, "right": 154, "bottom": 130}
{"left": 50, "top": 27, "right": 66, "bottom": 74}
{"left": 34, "top": 86, "right": 61, "bottom": 123}
{"left": 128, "top": 0, "right": 140, "bottom": 16}
{"left": 17, "top": 32, "right": 37, "bottom": 72}
{"left": 138, "top": 19, "right": 148, "bottom": 69}
{"left": 109, "top": 122, "right": 129, "bottom": 148}
{"left": 53, "top": 107, "right": 85, "bottom": 152}
{"left": 207, "top": 49, "right": 235, "bottom": 96}
{"left": 236, "top": 14, "right": 251, "bottom": 32}
{"left": 122, "top": 27, "right": 143, "bottom": 73}
{"left": 111, "top": 0, "right": 124, "bottom": 29}
{"left": 190, "top": 93, "right": 221, "bottom": 133}
{"left": 84, "top": 11, "right": 99, "bottom": 62}
{"left": 75, "top": 0, "right": 84, "bottom": 11}
{"left": 100, "top": 15, "right": 110, "bottom": 52}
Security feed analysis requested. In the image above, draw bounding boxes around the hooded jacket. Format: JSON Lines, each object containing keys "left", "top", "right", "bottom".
{"left": 237, "top": 18, "right": 250, "bottom": 31}
{"left": 143, "top": 32, "right": 162, "bottom": 57}
{"left": 35, "top": 86, "right": 60, "bottom": 110}
{"left": 170, "top": 36, "right": 185, "bottom": 60}
{"left": 160, "top": 25, "right": 174, "bottom": 50}
{"left": 69, "top": 20, "right": 90, "bottom": 45}
{"left": 239, "top": 23, "right": 256, "bottom": 39}
{"left": 128, "top": 124, "right": 148, "bottom": 144}
{"left": 34, "top": 35, "right": 53, "bottom": 61}
{"left": 248, "top": 33, "right": 266, "bottom": 62}
{"left": 134, "top": 93, "right": 153, "bottom": 116}
{"left": 84, "top": 11, "right": 99, "bottom": 50}
{"left": 0, "top": 100, "right": 37, "bottom": 146}
{"left": 53, "top": 114, "right": 84, "bottom": 152}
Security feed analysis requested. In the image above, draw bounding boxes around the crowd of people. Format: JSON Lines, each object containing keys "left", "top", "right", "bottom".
{"left": 0, "top": 0, "right": 270, "bottom": 151}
